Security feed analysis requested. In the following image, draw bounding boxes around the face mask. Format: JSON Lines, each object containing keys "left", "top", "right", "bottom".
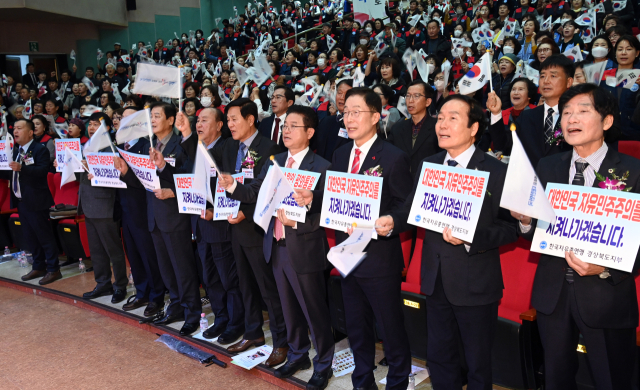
{"left": 360, "top": 39, "right": 369, "bottom": 45}
{"left": 502, "top": 46, "right": 514, "bottom": 54}
{"left": 454, "top": 30, "right": 462, "bottom": 37}
{"left": 435, "top": 80, "right": 445, "bottom": 91}
{"left": 291, "top": 70, "right": 300, "bottom": 77}
{"left": 592, "top": 46, "right": 608, "bottom": 58}
{"left": 466, "top": 51, "right": 473, "bottom": 57}
{"left": 428, "top": 64, "right": 436, "bottom": 74}
{"left": 457, "top": 8, "right": 464, "bottom": 14}
{"left": 561, "top": 18, "right": 571, "bottom": 24}
{"left": 317, "top": 58, "right": 326, "bottom": 66}
{"left": 197, "top": 33, "right": 202, "bottom": 38}
{"left": 182, "top": 37, "right": 187, "bottom": 41}
{"left": 365, "top": 27, "right": 373, "bottom": 33}
{"left": 201, "top": 96, "right": 212, "bottom": 107}
{"left": 174, "top": 54, "right": 180, "bottom": 58}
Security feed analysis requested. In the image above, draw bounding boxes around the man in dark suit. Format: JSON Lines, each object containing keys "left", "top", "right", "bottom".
{"left": 387, "top": 80, "right": 442, "bottom": 175}
{"left": 22, "top": 63, "right": 38, "bottom": 89}
{"left": 221, "top": 105, "right": 335, "bottom": 389}
{"left": 115, "top": 106, "right": 165, "bottom": 317}
{"left": 514, "top": 84, "right": 640, "bottom": 390}
{"left": 315, "top": 79, "right": 353, "bottom": 161}
{"left": 73, "top": 113, "right": 128, "bottom": 303}
{"left": 487, "top": 55, "right": 574, "bottom": 168}
{"left": 257, "top": 85, "right": 293, "bottom": 154}
{"left": 188, "top": 107, "right": 245, "bottom": 344}
{"left": 378, "top": 95, "right": 520, "bottom": 389}
{"left": 0, "top": 119, "right": 60, "bottom": 284}
{"left": 114, "top": 102, "right": 202, "bottom": 336}
{"left": 314, "top": 87, "right": 414, "bottom": 390}
{"left": 210, "top": 98, "right": 286, "bottom": 367}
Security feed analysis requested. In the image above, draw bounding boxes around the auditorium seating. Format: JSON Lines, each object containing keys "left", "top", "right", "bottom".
{"left": 619, "top": 141, "right": 640, "bottom": 160}
{"left": 0, "top": 179, "right": 16, "bottom": 248}
{"left": 53, "top": 173, "right": 90, "bottom": 260}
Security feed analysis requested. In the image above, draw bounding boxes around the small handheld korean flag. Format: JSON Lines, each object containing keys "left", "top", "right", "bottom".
{"left": 458, "top": 52, "right": 492, "bottom": 95}
{"left": 407, "top": 14, "right": 422, "bottom": 27}
{"left": 575, "top": 8, "right": 595, "bottom": 28}
{"left": 502, "top": 19, "right": 517, "bottom": 37}
{"left": 471, "top": 24, "right": 494, "bottom": 44}
{"left": 616, "top": 69, "right": 640, "bottom": 89}
{"left": 402, "top": 48, "right": 416, "bottom": 81}
{"left": 133, "top": 63, "right": 181, "bottom": 98}
{"left": 397, "top": 96, "right": 411, "bottom": 118}
{"left": 117, "top": 108, "right": 152, "bottom": 144}
{"left": 563, "top": 45, "right": 583, "bottom": 62}
{"left": 61, "top": 147, "right": 86, "bottom": 187}
{"left": 583, "top": 61, "right": 607, "bottom": 85}
{"left": 97, "top": 49, "right": 104, "bottom": 61}
{"left": 374, "top": 40, "right": 388, "bottom": 58}
{"left": 253, "top": 158, "right": 294, "bottom": 232}
{"left": 594, "top": 2, "right": 605, "bottom": 12}
{"left": 23, "top": 99, "right": 32, "bottom": 120}
{"left": 500, "top": 125, "right": 556, "bottom": 223}
{"left": 613, "top": 0, "right": 627, "bottom": 11}
{"left": 70, "top": 50, "right": 76, "bottom": 65}
{"left": 83, "top": 120, "right": 112, "bottom": 156}
{"left": 540, "top": 16, "right": 553, "bottom": 31}
{"left": 326, "top": 34, "right": 337, "bottom": 52}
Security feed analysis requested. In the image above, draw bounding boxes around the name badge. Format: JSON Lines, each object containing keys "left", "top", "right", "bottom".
{"left": 165, "top": 158, "right": 176, "bottom": 167}
{"left": 338, "top": 128, "right": 349, "bottom": 139}
{"left": 24, "top": 157, "right": 34, "bottom": 165}
{"left": 242, "top": 168, "right": 254, "bottom": 179}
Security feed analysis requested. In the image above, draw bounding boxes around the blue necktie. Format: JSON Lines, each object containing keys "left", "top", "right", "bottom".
{"left": 235, "top": 143, "right": 247, "bottom": 173}
{"left": 447, "top": 159, "right": 458, "bottom": 167}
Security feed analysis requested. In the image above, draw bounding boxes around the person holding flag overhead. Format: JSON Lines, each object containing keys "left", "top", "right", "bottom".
{"left": 209, "top": 98, "right": 286, "bottom": 366}
{"left": 513, "top": 84, "right": 640, "bottom": 390}
{"left": 0, "top": 119, "right": 60, "bottom": 285}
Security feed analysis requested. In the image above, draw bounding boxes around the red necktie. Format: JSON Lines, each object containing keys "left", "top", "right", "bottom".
{"left": 275, "top": 157, "right": 295, "bottom": 241}
{"left": 272, "top": 117, "right": 281, "bottom": 144}
{"left": 350, "top": 148, "right": 361, "bottom": 174}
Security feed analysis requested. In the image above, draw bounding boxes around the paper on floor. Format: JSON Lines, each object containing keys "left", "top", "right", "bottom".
{"left": 231, "top": 345, "right": 273, "bottom": 370}
{"left": 380, "top": 365, "right": 429, "bottom": 385}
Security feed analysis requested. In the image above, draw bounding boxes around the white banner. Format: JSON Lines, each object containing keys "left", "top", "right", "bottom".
{"left": 0, "top": 134, "right": 13, "bottom": 170}
{"left": 320, "top": 171, "right": 383, "bottom": 238}
{"left": 213, "top": 173, "right": 245, "bottom": 220}
{"left": 116, "top": 109, "right": 152, "bottom": 144}
{"left": 117, "top": 147, "right": 160, "bottom": 191}
{"left": 174, "top": 174, "right": 206, "bottom": 215}
{"left": 55, "top": 139, "right": 83, "bottom": 172}
{"left": 406, "top": 162, "right": 489, "bottom": 242}
{"left": 530, "top": 183, "right": 640, "bottom": 272}
{"left": 85, "top": 153, "right": 127, "bottom": 188}
{"left": 266, "top": 166, "right": 321, "bottom": 223}
{"left": 353, "top": 0, "right": 386, "bottom": 22}
{"left": 254, "top": 163, "right": 294, "bottom": 232}
{"left": 326, "top": 227, "right": 372, "bottom": 277}
{"left": 133, "top": 62, "right": 181, "bottom": 98}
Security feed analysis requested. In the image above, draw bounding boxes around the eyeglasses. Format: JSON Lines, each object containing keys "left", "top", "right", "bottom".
{"left": 113, "top": 115, "right": 122, "bottom": 121}
{"left": 342, "top": 110, "right": 376, "bottom": 119}
{"left": 282, "top": 125, "right": 307, "bottom": 132}
{"left": 271, "top": 94, "right": 285, "bottom": 100}
{"left": 538, "top": 47, "right": 552, "bottom": 53}
{"left": 405, "top": 93, "right": 425, "bottom": 101}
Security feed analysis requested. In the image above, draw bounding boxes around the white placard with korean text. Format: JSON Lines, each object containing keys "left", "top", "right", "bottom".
{"left": 266, "top": 166, "right": 321, "bottom": 223}
{"left": 174, "top": 174, "right": 206, "bottom": 215}
{"left": 117, "top": 147, "right": 160, "bottom": 191}
{"left": 55, "top": 139, "right": 83, "bottom": 172}
{"left": 406, "top": 162, "right": 489, "bottom": 242}
{"left": 213, "top": 173, "right": 245, "bottom": 221}
{"left": 531, "top": 183, "right": 640, "bottom": 272}
{"left": 85, "top": 153, "right": 127, "bottom": 188}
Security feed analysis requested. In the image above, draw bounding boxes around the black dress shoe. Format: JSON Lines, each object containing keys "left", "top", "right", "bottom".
{"left": 111, "top": 289, "right": 127, "bottom": 304}
{"left": 217, "top": 328, "right": 246, "bottom": 345}
{"left": 179, "top": 322, "right": 199, "bottom": 336}
{"left": 143, "top": 301, "right": 162, "bottom": 317}
{"left": 152, "top": 312, "right": 184, "bottom": 326}
{"left": 122, "top": 296, "right": 149, "bottom": 311}
{"left": 306, "top": 368, "right": 333, "bottom": 389}
{"left": 353, "top": 383, "right": 378, "bottom": 390}
{"left": 83, "top": 286, "right": 114, "bottom": 299}
{"left": 274, "top": 357, "right": 311, "bottom": 379}
{"left": 202, "top": 322, "right": 227, "bottom": 339}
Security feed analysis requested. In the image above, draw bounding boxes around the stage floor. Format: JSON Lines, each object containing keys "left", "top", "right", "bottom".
{"left": 0, "top": 255, "right": 508, "bottom": 389}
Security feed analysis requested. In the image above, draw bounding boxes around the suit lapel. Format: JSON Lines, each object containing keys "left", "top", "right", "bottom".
{"left": 558, "top": 151, "right": 572, "bottom": 184}
{"left": 299, "top": 149, "right": 315, "bottom": 170}
{"left": 466, "top": 148, "right": 486, "bottom": 171}
{"left": 531, "top": 106, "right": 547, "bottom": 155}
{"left": 591, "top": 148, "right": 621, "bottom": 189}
{"left": 359, "top": 137, "right": 384, "bottom": 174}
{"left": 399, "top": 119, "right": 413, "bottom": 153}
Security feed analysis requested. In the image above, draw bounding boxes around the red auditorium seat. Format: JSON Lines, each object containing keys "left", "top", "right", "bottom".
{"left": 47, "top": 172, "right": 56, "bottom": 201}
{"left": 619, "top": 141, "right": 640, "bottom": 160}
{"left": 0, "top": 179, "right": 16, "bottom": 248}
{"left": 52, "top": 173, "right": 90, "bottom": 260}
{"left": 400, "top": 231, "right": 412, "bottom": 274}
{"left": 491, "top": 237, "right": 543, "bottom": 389}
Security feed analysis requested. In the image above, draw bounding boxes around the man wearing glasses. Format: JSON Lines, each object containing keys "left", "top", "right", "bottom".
{"left": 301, "top": 87, "right": 414, "bottom": 390}
{"left": 258, "top": 85, "right": 294, "bottom": 153}
{"left": 387, "top": 80, "right": 442, "bottom": 174}
{"left": 222, "top": 105, "right": 335, "bottom": 389}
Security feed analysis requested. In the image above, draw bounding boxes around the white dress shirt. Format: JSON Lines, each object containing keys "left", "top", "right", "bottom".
{"left": 443, "top": 144, "right": 476, "bottom": 251}
{"left": 13, "top": 139, "right": 34, "bottom": 199}
{"left": 348, "top": 134, "right": 378, "bottom": 173}
{"left": 275, "top": 147, "right": 310, "bottom": 237}
{"left": 490, "top": 102, "right": 559, "bottom": 128}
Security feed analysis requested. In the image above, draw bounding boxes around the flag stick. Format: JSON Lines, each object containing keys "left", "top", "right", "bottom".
{"left": 487, "top": 50, "right": 494, "bottom": 92}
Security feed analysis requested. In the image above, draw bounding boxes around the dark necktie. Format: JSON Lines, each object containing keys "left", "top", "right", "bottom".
{"left": 566, "top": 160, "right": 589, "bottom": 283}
{"left": 235, "top": 143, "right": 247, "bottom": 172}
{"left": 13, "top": 147, "right": 24, "bottom": 198}
{"left": 155, "top": 140, "right": 163, "bottom": 153}
{"left": 124, "top": 142, "right": 131, "bottom": 151}
{"left": 544, "top": 107, "right": 555, "bottom": 139}
{"left": 447, "top": 159, "right": 458, "bottom": 167}
{"left": 272, "top": 117, "right": 280, "bottom": 143}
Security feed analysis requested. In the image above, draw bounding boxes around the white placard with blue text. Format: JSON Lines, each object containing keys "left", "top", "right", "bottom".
{"left": 320, "top": 170, "right": 383, "bottom": 238}
{"left": 530, "top": 183, "right": 640, "bottom": 272}
{"left": 174, "top": 174, "right": 206, "bottom": 215}
{"left": 407, "top": 162, "right": 489, "bottom": 242}
{"left": 266, "top": 166, "right": 321, "bottom": 223}
{"left": 85, "top": 153, "right": 127, "bottom": 188}
{"left": 213, "top": 173, "right": 245, "bottom": 221}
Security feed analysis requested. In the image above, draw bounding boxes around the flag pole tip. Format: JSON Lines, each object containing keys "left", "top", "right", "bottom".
{"left": 351, "top": 222, "right": 357, "bottom": 228}
{"left": 270, "top": 155, "right": 275, "bottom": 160}
{"left": 510, "top": 123, "right": 516, "bottom": 132}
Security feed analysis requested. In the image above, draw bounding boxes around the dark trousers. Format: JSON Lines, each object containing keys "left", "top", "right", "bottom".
{"left": 272, "top": 244, "right": 334, "bottom": 371}
{"left": 425, "top": 270, "right": 498, "bottom": 390}
{"left": 150, "top": 226, "right": 202, "bottom": 323}
{"left": 122, "top": 218, "right": 164, "bottom": 303}
{"left": 341, "top": 273, "right": 411, "bottom": 390}
{"left": 18, "top": 206, "right": 59, "bottom": 273}
{"left": 196, "top": 236, "right": 244, "bottom": 331}
{"left": 232, "top": 239, "right": 287, "bottom": 348}
{"left": 537, "top": 281, "right": 637, "bottom": 390}
{"left": 85, "top": 217, "right": 128, "bottom": 290}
